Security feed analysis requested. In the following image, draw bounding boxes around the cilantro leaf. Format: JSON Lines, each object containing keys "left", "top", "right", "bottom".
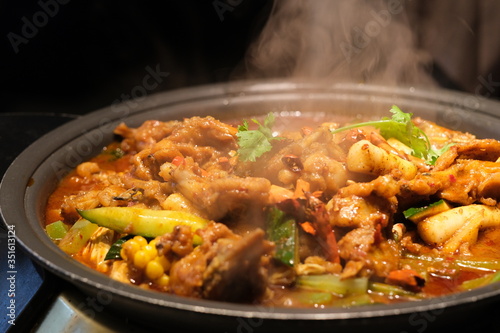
{"left": 426, "top": 142, "right": 454, "bottom": 165}
{"left": 331, "top": 105, "right": 447, "bottom": 164}
{"left": 379, "top": 105, "right": 430, "bottom": 159}
{"left": 237, "top": 113, "right": 282, "bottom": 162}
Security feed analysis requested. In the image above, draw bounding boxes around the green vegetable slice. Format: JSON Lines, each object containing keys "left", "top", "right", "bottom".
{"left": 294, "top": 291, "right": 333, "bottom": 306}
{"left": 78, "top": 207, "right": 209, "bottom": 245}
{"left": 403, "top": 199, "right": 452, "bottom": 223}
{"left": 266, "top": 206, "right": 298, "bottom": 267}
{"left": 459, "top": 270, "right": 500, "bottom": 290}
{"left": 46, "top": 220, "right": 69, "bottom": 241}
{"left": 369, "top": 282, "right": 420, "bottom": 297}
{"left": 296, "top": 274, "right": 368, "bottom": 296}
{"left": 334, "top": 293, "right": 374, "bottom": 307}
{"left": 402, "top": 253, "right": 500, "bottom": 272}
{"left": 58, "top": 219, "right": 99, "bottom": 254}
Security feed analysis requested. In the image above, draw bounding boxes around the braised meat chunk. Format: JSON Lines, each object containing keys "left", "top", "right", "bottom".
{"left": 201, "top": 229, "right": 274, "bottom": 302}
{"left": 168, "top": 223, "right": 273, "bottom": 302}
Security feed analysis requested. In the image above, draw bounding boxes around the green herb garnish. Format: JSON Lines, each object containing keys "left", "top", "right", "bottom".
{"left": 107, "top": 148, "right": 125, "bottom": 161}
{"left": 104, "top": 235, "right": 133, "bottom": 261}
{"left": 331, "top": 105, "right": 451, "bottom": 164}
{"left": 236, "top": 113, "right": 283, "bottom": 162}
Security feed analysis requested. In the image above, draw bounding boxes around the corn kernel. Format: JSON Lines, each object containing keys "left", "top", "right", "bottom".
{"left": 146, "top": 260, "right": 164, "bottom": 280}
{"left": 149, "top": 238, "right": 158, "bottom": 248}
{"left": 133, "top": 250, "right": 148, "bottom": 269}
{"left": 156, "top": 274, "right": 170, "bottom": 287}
{"left": 143, "top": 244, "right": 157, "bottom": 260}
{"left": 155, "top": 255, "right": 171, "bottom": 271}
{"left": 120, "top": 248, "right": 128, "bottom": 261}
{"left": 123, "top": 239, "right": 140, "bottom": 259}
{"left": 133, "top": 236, "right": 148, "bottom": 248}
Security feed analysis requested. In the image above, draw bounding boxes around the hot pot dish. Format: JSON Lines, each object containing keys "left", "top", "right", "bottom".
{"left": 44, "top": 105, "right": 500, "bottom": 307}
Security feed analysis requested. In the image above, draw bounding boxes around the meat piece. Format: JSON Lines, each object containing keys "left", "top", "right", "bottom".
{"left": 60, "top": 184, "right": 132, "bottom": 221}
{"left": 326, "top": 174, "right": 401, "bottom": 278}
{"left": 337, "top": 226, "right": 376, "bottom": 261}
{"left": 172, "top": 161, "right": 271, "bottom": 221}
{"left": 244, "top": 125, "right": 349, "bottom": 194}
{"left": 128, "top": 116, "right": 238, "bottom": 181}
{"left": 167, "top": 246, "right": 206, "bottom": 297}
{"left": 300, "top": 149, "right": 348, "bottom": 195}
{"left": 405, "top": 159, "right": 500, "bottom": 206}
{"left": 413, "top": 117, "right": 476, "bottom": 148}
{"left": 168, "top": 116, "right": 238, "bottom": 154}
{"left": 168, "top": 223, "right": 273, "bottom": 302}
{"left": 393, "top": 139, "right": 500, "bottom": 207}
{"left": 151, "top": 117, "right": 237, "bottom": 169}
{"left": 121, "top": 175, "right": 173, "bottom": 209}
{"left": 61, "top": 190, "right": 101, "bottom": 221}
{"left": 338, "top": 227, "right": 400, "bottom": 278}
{"left": 327, "top": 174, "right": 399, "bottom": 228}
{"left": 156, "top": 225, "right": 195, "bottom": 258}
{"left": 434, "top": 139, "right": 500, "bottom": 171}
{"left": 115, "top": 120, "right": 179, "bottom": 153}
{"left": 202, "top": 229, "right": 274, "bottom": 302}
{"left": 165, "top": 223, "right": 236, "bottom": 297}
{"left": 329, "top": 194, "right": 393, "bottom": 228}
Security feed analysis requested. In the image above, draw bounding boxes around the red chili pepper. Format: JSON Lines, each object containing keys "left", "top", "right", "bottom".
{"left": 300, "top": 221, "right": 316, "bottom": 235}
{"left": 171, "top": 156, "right": 184, "bottom": 166}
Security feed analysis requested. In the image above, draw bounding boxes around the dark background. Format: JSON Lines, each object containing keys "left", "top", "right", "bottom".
{"left": 1, "top": 0, "right": 272, "bottom": 115}
{"left": 1, "top": 0, "right": 500, "bottom": 115}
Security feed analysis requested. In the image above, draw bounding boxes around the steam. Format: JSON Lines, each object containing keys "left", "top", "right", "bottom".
{"left": 239, "top": 0, "right": 435, "bottom": 87}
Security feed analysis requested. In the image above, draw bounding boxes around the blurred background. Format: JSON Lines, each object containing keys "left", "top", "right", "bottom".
{"left": 1, "top": 0, "right": 500, "bottom": 116}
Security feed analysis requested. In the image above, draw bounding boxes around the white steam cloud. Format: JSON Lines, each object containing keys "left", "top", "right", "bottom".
{"left": 239, "top": 0, "right": 436, "bottom": 87}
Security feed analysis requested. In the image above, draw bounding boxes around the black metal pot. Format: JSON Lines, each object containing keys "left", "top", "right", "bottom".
{"left": 2, "top": 80, "right": 500, "bottom": 333}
